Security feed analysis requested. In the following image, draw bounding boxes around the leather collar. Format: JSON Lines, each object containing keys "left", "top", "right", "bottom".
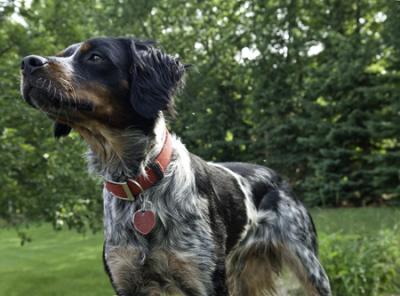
{"left": 104, "top": 131, "right": 173, "bottom": 200}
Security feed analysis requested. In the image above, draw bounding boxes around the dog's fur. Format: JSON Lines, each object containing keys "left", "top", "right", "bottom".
{"left": 20, "top": 37, "right": 331, "bottom": 296}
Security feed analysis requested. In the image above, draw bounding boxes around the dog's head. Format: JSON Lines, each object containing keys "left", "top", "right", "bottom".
{"left": 20, "top": 37, "right": 186, "bottom": 137}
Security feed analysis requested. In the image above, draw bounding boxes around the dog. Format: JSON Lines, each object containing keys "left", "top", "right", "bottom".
{"left": 20, "top": 37, "right": 331, "bottom": 296}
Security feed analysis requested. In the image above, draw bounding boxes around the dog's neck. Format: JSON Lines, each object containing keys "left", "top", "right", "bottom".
{"left": 77, "top": 117, "right": 167, "bottom": 182}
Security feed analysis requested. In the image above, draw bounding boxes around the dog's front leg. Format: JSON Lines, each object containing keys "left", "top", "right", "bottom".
{"left": 173, "top": 256, "right": 230, "bottom": 296}
{"left": 104, "top": 245, "right": 146, "bottom": 295}
{"left": 211, "top": 261, "right": 230, "bottom": 296}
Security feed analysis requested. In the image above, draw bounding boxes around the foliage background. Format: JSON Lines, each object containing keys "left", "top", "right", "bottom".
{"left": 0, "top": 0, "right": 399, "bottom": 238}
{"left": 1, "top": 1, "right": 400, "bottom": 295}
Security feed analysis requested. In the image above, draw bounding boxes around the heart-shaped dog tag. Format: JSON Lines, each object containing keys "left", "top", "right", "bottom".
{"left": 133, "top": 210, "right": 156, "bottom": 235}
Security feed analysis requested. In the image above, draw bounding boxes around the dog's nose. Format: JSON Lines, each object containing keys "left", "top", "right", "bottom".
{"left": 21, "top": 55, "right": 48, "bottom": 75}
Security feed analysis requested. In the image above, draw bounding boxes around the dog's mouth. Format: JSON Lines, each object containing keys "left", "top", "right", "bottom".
{"left": 22, "top": 76, "right": 94, "bottom": 120}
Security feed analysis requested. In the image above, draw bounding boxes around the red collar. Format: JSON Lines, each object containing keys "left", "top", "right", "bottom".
{"left": 104, "top": 131, "right": 173, "bottom": 200}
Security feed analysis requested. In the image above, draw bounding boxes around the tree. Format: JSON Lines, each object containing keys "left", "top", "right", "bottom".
{"left": 0, "top": 0, "right": 398, "bottom": 235}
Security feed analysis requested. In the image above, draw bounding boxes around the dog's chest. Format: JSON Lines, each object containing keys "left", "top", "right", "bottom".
{"left": 102, "top": 191, "right": 216, "bottom": 294}
{"left": 102, "top": 188, "right": 213, "bottom": 246}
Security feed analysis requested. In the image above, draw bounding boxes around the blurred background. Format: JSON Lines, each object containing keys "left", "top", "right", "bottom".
{"left": 0, "top": 0, "right": 399, "bottom": 295}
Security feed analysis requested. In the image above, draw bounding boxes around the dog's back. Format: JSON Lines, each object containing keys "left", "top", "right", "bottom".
{"left": 216, "top": 162, "right": 330, "bottom": 295}
{"left": 191, "top": 159, "right": 331, "bottom": 295}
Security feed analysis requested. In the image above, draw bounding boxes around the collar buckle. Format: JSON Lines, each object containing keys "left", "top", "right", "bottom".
{"left": 127, "top": 179, "right": 144, "bottom": 197}
{"left": 121, "top": 183, "right": 135, "bottom": 201}
{"left": 105, "top": 179, "right": 135, "bottom": 201}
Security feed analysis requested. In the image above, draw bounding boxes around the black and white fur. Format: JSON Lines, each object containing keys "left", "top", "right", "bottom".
{"left": 93, "top": 117, "right": 331, "bottom": 296}
{"left": 20, "top": 37, "right": 331, "bottom": 296}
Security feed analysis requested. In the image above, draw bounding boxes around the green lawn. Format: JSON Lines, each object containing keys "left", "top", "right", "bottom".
{"left": 0, "top": 208, "right": 399, "bottom": 296}
{"left": 311, "top": 207, "right": 400, "bottom": 235}
{"left": 0, "top": 225, "right": 114, "bottom": 296}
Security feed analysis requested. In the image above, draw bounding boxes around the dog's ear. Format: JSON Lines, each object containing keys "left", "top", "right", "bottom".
{"left": 129, "top": 40, "right": 185, "bottom": 119}
{"left": 53, "top": 122, "right": 72, "bottom": 138}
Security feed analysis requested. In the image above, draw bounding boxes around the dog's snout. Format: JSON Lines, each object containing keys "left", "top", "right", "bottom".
{"left": 21, "top": 55, "right": 48, "bottom": 75}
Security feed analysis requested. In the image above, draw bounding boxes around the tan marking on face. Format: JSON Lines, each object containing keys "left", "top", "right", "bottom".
{"left": 120, "top": 80, "right": 129, "bottom": 89}
{"left": 70, "top": 81, "right": 134, "bottom": 129}
{"left": 79, "top": 42, "right": 92, "bottom": 53}
{"left": 68, "top": 81, "right": 136, "bottom": 162}
{"left": 75, "top": 86, "right": 114, "bottom": 114}
{"left": 47, "top": 62, "right": 74, "bottom": 86}
{"left": 44, "top": 80, "right": 132, "bottom": 156}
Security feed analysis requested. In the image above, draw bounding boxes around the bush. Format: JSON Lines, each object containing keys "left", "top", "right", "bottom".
{"left": 319, "top": 228, "right": 400, "bottom": 295}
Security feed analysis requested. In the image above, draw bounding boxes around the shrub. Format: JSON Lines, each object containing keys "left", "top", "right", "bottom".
{"left": 319, "top": 228, "right": 400, "bottom": 295}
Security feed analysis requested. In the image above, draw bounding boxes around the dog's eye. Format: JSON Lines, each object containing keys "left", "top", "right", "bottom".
{"left": 88, "top": 53, "right": 104, "bottom": 63}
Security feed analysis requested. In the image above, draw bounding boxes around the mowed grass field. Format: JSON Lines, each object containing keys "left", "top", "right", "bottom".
{"left": 1, "top": 208, "right": 399, "bottom": 296}
{"left": 0, "top": 225, "right": 114, "bottom": 296}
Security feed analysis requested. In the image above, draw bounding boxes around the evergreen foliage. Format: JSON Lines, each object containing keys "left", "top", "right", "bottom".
{"left": 0, "top": 0, "right": 398, "bottom": 230}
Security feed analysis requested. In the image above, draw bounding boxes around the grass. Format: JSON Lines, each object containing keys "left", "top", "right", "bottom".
{"left": 0, "top": 208, "right": 399, "bottom": 296}
{"left": 0, "top": 224, "right": 114, "bottom": 296}
{"left": 311, "top": 207, "right": 400, "bottom": 235}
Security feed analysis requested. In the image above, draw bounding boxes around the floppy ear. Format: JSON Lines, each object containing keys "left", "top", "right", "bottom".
{"left": 53, "top": 122, "right": 71, "bottom": 138}
{"left": 129, "top": 41, "right": 185, "bottom": 119}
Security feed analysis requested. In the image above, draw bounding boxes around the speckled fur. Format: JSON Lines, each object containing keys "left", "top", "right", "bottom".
{"left": 86, "top": 116, "right": 331, "bottom": 296}
{"left": 21, "top": 37, "right": 331, "bottom": 296}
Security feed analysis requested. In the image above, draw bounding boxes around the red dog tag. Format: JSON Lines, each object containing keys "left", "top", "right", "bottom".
{"left": 133, "top": 210, "right": 156, "bottom": 235}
